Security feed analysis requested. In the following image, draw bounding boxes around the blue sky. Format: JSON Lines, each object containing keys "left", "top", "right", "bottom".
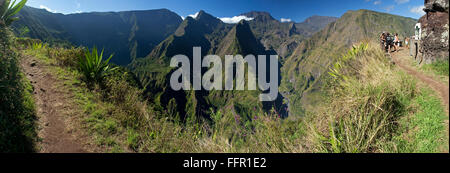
{"left": 26, "top": 0, "right": 425, "bottom": 22}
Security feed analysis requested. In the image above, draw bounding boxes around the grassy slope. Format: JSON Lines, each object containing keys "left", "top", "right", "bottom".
{"left": 421, "top": 61, "right": 449, "bottom": 77}
{"left": 304, "top": 43, "right": 448, "bottom": 153}
{"left": 395, "top": 88, "right": 448, "bottom": 152}
{"left": 397, "top": 51, "right": 449, "bottom": 152}
{"left": 420, "top": 61, "right": 449, "bottom": 84}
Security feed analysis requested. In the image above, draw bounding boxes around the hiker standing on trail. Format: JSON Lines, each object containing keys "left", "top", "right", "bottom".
{"left": 394, "top": 33, "right": 400, "bottom": 52}
{"left": 405, "top": 37, "right": 410, "bottom": 49}
{"left": 385, "top": 32, "right": 394, "bottom": 53}
{"left": 380, "top": 32, "right": 386, "bottom": 50}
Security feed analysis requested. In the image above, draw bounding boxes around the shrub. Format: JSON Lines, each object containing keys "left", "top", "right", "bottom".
{"left": 78, "top": 47, "right": 116, "bottom": 83}
{"left": 103, "top": 73, "right": 149, "bottom": 127}
{"left": 47, "top": 46, "right": 84, "bottom": 68}
{"left": 15, "top": 37, "right": 41, "bottom": 49}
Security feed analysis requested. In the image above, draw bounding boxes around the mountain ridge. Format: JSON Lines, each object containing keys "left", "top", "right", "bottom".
{"left": 13, "top": 6, "right": 183, "bottom": 65}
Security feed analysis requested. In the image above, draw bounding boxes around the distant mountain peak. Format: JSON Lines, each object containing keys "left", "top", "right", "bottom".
{"left": 235, "top": 20, "right": 257, "bottom": 42}
{"left": 237, "top": 19, "right": 249, "bottom": 25}
{"left": 215, "top": 18, "right": 265, "bottom": 57}
{"left": 197, "top": 10, "right": 207, "bottom": 16}
{"left": 196, "top": 10, "right": 221, "bottom": 24}
{"left": 174, "top": 16, "right": 199, "bottom": 36}
{"left": 288, "top": 23, "right": 298, "bottom": 36}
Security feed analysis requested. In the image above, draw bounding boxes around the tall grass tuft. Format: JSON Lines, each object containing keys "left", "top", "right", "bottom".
{"left": 78, "top": 47, "right": 116, "bottom": 83}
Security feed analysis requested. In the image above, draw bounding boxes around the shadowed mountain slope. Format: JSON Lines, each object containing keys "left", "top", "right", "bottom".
{"left": 12, "top": 6, "right": 183, "bottom": 65}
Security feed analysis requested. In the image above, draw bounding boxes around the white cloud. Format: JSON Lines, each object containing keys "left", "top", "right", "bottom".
{"left": 394, "top": 0, "right": 409, "bottom": 4}
{"left": 280, "top": 18, "right": 292, "bottom": 22}
{"left": 219, "top": 15, "right": 254, "bottom": 24}
{"left": 188, "top": 12, "right": 200, "bottom": 19}
{"left": 410, "top": 5, "right": 425, "bottom": 16}
{"left": 39, "top": 5, "right": 57, "bottom": 13}
{"left": 181, "top": 12, "right": 200, "bottom": 20}
{"left": 374, "top": 0, "right": 382, "bottom": 5}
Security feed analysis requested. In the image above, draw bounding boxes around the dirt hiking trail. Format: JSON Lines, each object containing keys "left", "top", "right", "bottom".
{"left": 20, "top": 54, "right": 86, "bottom": 153}
{"left": 391, "top": 49, "right": 449, "bottom": 115}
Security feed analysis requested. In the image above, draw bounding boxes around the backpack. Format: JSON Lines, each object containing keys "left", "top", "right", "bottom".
{"left": 386, "top": 36, "right": 394, "bottom": 43}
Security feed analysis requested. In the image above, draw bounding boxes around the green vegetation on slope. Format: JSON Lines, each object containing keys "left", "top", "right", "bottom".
{"left": 304, "top": 42, "right": 447, "bottom": 153}
{"left": 421, "top": 60, "right": 449, "bottom": 77}
{"left": 393, "top": 88, "right": 448, "bottom": 153}
{"left": 0, "top": 26, "right": 37, "bottom": 152}
{"left": 22, "top": 42, "right": 149, "bottom": 152}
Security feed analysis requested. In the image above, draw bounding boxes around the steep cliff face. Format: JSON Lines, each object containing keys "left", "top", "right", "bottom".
{"left": 419, "top": 0, "right": 449, "bottom": 63}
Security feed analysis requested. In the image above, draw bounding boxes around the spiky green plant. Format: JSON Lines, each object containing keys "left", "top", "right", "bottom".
{"left": 328, "top": 43, "right": 369, "bottom": 81}
{"left": 0, "top": 0, "right": 27, "bottom": 27}
{"left": 78, "top": 47, "right": 116, "bottom": 82}
{"left": 31, "top": 42, "right": 45, "bottom": 50}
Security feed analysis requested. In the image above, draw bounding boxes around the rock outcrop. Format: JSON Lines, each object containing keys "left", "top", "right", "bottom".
{"left": 419, "top": 0, "right": 449, "bottom": 63}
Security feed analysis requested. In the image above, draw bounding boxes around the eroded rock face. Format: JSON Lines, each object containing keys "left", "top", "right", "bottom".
{"left": 419, "top": 0, "right": 449, "bottom": 63}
